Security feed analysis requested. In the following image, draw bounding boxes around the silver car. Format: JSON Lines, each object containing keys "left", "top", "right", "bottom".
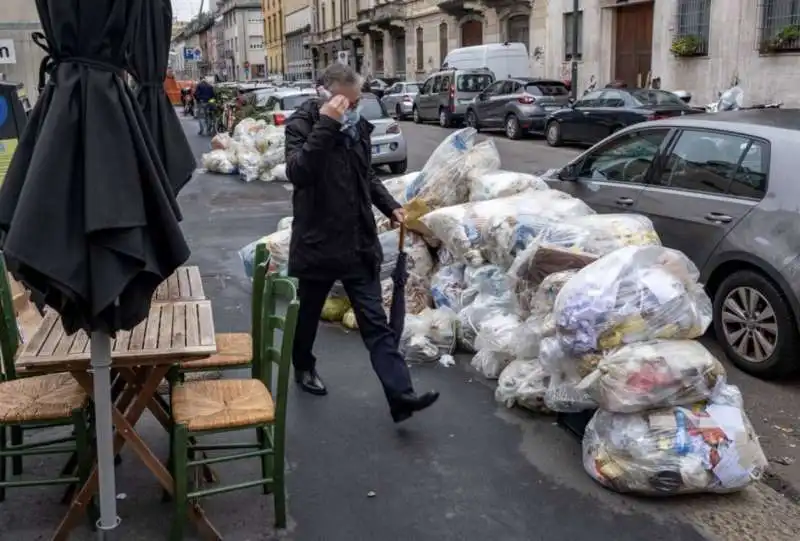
{"left": 546, "top": 110, "right": 800, "bottom": 379}
{"left": 362, "top": 93, "right": 408, "bottom": 174}
{"left": 413, "top": 68, "right": 494, "bottom": 127}
{"left": 381, "top": 82, "right": 421, "bottom": 120}
{"left": 261, "top": 89, "right": 317, "bottom": 125}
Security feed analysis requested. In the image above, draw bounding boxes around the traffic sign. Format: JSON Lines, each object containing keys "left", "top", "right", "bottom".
{"left": 0, "top": 39, "right": 16, "bottom": 64}
{"left": 194, "top": 48, "right": 202, "bottom": 61}
{"left": 183, "top": 47, "right": 194, "bottom": 60}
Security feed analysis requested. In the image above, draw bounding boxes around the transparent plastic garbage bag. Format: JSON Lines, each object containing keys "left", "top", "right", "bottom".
{"left": 457, "top": 266, "right": 517, "bottom": 351}
{"left": 496, "top": 359, "right": 551, "bottom": 413}
{"left": 582, "top": 393, "right": 768, "bottom": 495}
{"left": 201, "top": 149, "right": 236, "bottom": 174}
{"left": 552, "top": 245, "right": 712, "bottom": 355}
{"left": 431, "top": 264, "right": 466, "bottom": 311}
{"left": 399, "top": 307, "right": 458, "bottom": 363}
{"left": 469, "top": 170, "right": 549, "bottom": 201}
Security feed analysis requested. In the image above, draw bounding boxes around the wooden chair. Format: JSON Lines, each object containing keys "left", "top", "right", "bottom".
{"left": 0, "top": 257, "right": 92, "bottom": 503}
{"left": 168, "top": 270, "right": 299, "bottom": 539}
{"left": 170, "top": 244, "right": 271, "bottom": 380}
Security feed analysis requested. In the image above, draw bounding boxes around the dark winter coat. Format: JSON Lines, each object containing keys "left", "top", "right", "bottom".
{"left": 284, "top": 99, "right": 401, "bottom": 281}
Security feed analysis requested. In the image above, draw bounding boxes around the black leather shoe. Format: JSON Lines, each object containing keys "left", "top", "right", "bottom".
{"left": 295, "top": 369, "right": 327, "bottom": 396}
{"left": 390, "top": 391, "right": 440, "bottom": 423}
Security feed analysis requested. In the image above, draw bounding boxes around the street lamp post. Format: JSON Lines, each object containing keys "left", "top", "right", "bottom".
{"left": 570, "top": 0, "right": 579, "bottom": 99}
{"left": 339, "top": 0, "right": 346, "bottom": 63}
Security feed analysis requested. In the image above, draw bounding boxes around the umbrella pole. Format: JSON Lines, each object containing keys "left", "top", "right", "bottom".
{"left": 90, "top": 331, "right": 120, "bottom": 538}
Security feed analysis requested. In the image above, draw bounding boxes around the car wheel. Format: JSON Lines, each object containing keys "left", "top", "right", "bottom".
{"left": 545, "top": 121, "right": 563, "bottom": 147}
{"left": 395, "top": 104, "right": 404, "bottom": 120}
{"left": 466, "top": 110, "right": 480, "bottom": 131}
{"left": 389, "top": 159, "right": 408, "bottom": 175}
{"left": 505, "top": 114, "right": 522, "bottom": 140}
{"left": 439, "top": 108, "right": 451, "bottom": 128}
{"left": 413, "top": 107, "right": 421, "bottom": 124}
{"left": 713, "top": 270, "right": 799, "bottom": 378}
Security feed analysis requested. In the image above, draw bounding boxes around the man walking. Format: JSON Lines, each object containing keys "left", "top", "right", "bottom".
{"left": 284, "top": 64, "right": 439, "bottom": 423}
{"left": 194, "top": 77, "right": 215, "bottom": 135}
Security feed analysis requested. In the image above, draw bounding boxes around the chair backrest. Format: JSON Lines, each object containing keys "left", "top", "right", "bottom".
{"left": 249, "top": 243, "right": 270, "bottom": 367}
{"left": 254, "top": 269, "right": 299, "bottom": 426}
{"left": 0, "top": 254, "right": 21, "bottom": 380}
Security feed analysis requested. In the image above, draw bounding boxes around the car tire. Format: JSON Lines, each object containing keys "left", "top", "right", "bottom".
{"left": 466, "top": 109, "right": 480, "bottom": 131}
{"left": 439, "top": 108, "right": 451, "bottom": 128}
{"left": 389, "top": 159, "right": 408, "bottom": 175}
{"left": 545, "top": 121, "right": 563, "bottom": 147}
{"left": 413, "top": 106, "right": 422, "bottom": 124}
{"left": 395, "top": 104, "right": 404, "bottom": 120}
{"left": 505, "top": 114, "right": 522, "bottom": 140}
{"left": 713, "top": 270, "right": 800, "bottom": 378}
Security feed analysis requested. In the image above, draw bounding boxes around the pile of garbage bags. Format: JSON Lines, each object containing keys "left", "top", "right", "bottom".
{"left": 201, "top": 118, "right": 288, "bottom": 183}
{"left": 236, "top": 127, "right": 767, "bottom": 496}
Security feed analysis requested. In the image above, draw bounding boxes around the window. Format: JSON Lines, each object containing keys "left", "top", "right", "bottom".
{"left": 385, "top": 84, "right": 399, "bottom": 95}
{"left": 431, "top": 75, "right": 443, "bottom": 93}
{"left": 360, "top": 97, "right": 388, "bottom": 120}
{"left": 421, "top": 78, "right": 434, "bottom": 94}
{"left": 525, "top": 81, "right": 569, "bottom": 96}
{"left": 332, "top": 1, "right": 336, "bottom": 26}
{"left": 405, "top": 83, "right": 420, "bottom": 93}
{"left": 657, "top": 130, "right": 767, "bottom": 197}
{"left": 482, "top": 81, "right": 505, "bottom": 96}
{"left": 564, "top": 11, "right": 583, "bottom": 61}
{"left": 599, "top": 90, "right": 628, "bottom": 107}
{"left": 500, "top": 81, "right": 515, "bottom": 95}
{"left": 674, "top": 0, "right": 711, "bottom": 56}
{"left": 322, "top": 5, "right": 327, "bottom": 30}
{"left": 416, "top": 27, "right": 424, "bottom": 70}
{"left": 578, "top": 129, "right": 670, "bottom": 183}
{"left": 629, "top": 89, "right": 687, "bottom": 107}
{"left": 440, "top": 74, "right": 451, "bottom": 92}
{"left": 507, "top": 15, "right": 529, "bottom": 45}
{"left": 280, "top": 94, "right": 314, "bottom": 110}
{"left": 574, "top": 90, "right": 603, "bottom": 108}
{"left": 250, "top": 36, "right": 264, "bottom": 49}
{"left": 760, "top": 0, "right": 800, "bottom": 52}
{"left": 456, "top": 73, "right": 493, "bottom": 92}
{"left": 439, "top": 23, "right": 448, "bottom": 65}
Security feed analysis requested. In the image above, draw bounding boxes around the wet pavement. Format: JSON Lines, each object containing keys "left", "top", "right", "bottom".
{"left": 2, "top": 117, "right": 800, "bottom": 541}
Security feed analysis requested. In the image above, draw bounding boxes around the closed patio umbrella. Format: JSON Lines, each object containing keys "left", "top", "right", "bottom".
{"left": 0, "top": 0, "right": 190, "bottom": 535}
{"left": 128, "top": 0, "right": 196, "bottom": 196}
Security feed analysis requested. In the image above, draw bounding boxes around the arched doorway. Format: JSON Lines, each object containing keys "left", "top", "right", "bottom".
{"left": 507, "top": 14, "right": 529, "bottom": 46}
{"left": 460, "top": 20, "right": 483, "bottom": 47}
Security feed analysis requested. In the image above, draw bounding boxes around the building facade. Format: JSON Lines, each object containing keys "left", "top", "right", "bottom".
{"left": 217, "top": 0, "right": 266, "bottom": 81}
{"left": 0, "top": 0, "right": 45, "bottom": 99}
{"left": 263, "top": 0, "right": 285, "bottom": 76}
{"left": 284, "top": 0, "right": 314, "bottom": 80}
{"left": 544, "top": 0, "right": 800, "bottom": 107}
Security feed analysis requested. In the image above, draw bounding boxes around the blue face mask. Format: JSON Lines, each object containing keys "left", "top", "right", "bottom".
{"left": 341, "top": 105, "right": 362, "bottom": 128}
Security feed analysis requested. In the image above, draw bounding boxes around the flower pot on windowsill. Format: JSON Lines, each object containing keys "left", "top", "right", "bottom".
{"left": 759, "top": 25, "right": 800, "bottom": 54}
{"left": 670, "top": 35, "right": 704, "bottom": 57}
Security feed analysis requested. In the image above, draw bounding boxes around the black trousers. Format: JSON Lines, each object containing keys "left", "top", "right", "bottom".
{"left": 292, "top": 273, "right": 414, "bottom": 401}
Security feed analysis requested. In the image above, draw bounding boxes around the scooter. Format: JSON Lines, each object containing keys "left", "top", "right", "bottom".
{"left": 703, "top": 86, "right": 782, "bottom": 113}
{"left": 181, "top": 88, "right": 195, "bottom": 116}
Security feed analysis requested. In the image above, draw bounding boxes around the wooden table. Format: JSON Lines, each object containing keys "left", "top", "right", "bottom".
{"left": 17, "top": 300, "right": 222, "bottom": 541}
{"left": 153, "top": 265, "right": 205, "bottom": 303}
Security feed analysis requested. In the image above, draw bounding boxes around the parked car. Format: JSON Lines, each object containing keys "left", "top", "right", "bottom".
{"left": 465, "top": 78, "right": 570, "bottom": 139}
{"left": 362, "top": 93, "right": 408, "bottom": 174}
{"left": 381, "top": 81, "right": 421, "bottom": 120}
{"left": 544, "top": 110, "right": 800, "bottom": 379}
{"left": 261, "top": 89, "right": 317, "bottom": 125}
{"left": 413, "top": 68, "right": 494, "bottom": 127}
{"left": 545, "top": 88, "right": 701, "bottom": 147}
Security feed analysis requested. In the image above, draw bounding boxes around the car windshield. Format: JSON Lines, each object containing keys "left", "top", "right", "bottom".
{"left": 457, "top": 73, "right": 493, "bottom": 92}
{"left": 525, "top": 82, "right": 569, "bottom": 96}
{"left": 359, "top": 97, "right": 387, "bottom": 120}
{"left": 280, "top": 94, "right": 313, "bottom": 110}
{"left": 629, "top": 90, "right": 686, "bottom": 106}
{"left": 405, "top": 83, "right": 421, "bottom": 93}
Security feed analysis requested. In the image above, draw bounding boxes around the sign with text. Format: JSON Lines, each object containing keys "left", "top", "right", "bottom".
{"left": 0, "top": 40, "right": 16, "bottom": 64}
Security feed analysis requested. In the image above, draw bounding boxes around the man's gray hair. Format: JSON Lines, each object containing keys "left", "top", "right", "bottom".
{"left": 320, "top": 63, "right": 363, "bottom": 89}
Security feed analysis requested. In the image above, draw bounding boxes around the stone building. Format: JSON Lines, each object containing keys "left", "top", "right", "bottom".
{"left": 283, "top": 0, "right": 315, "bottom": 80}
{"left": 0, "top": 0, "right": 45, "bottom": 100}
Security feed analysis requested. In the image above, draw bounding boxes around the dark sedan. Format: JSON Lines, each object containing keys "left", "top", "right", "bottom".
{"left": 465, "top": 78, "right": 570, "bottom": 139}
{"left": 545, "top": 88, "right": 701, "bottom": 147}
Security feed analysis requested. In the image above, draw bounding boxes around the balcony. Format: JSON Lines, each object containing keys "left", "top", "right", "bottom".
{"left": 356, "top": 8, "right": 372, "bottom": 33}
{"left": 436, "top": 0, "right": 484, "bottom": 16}
{"left": 342, "top": 19, "right": 358, "bottom": 38}
{"left": 372, "top": 3, "right": 404, "bottom": 31}
{"left": 482, "top": 0, "right": 522, "bottom": 9}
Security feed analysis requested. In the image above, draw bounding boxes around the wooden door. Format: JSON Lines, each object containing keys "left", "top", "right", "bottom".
{"left": 614, "top": 3, "right": 653, "bottom": 87}
{"left": 461, "top": 20, "right": 483, "bottom": 47}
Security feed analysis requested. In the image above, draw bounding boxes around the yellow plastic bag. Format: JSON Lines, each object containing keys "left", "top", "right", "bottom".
{"left": 321, "top": 297, "right": 350, "bottom": 322}
{"left": 342, "top": 309, "right": 358, "bottom": 329}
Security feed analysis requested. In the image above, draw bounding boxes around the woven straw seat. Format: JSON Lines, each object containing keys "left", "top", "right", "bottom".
{"left": 171, "top": 379, "right": 275, "bottom": 432}
{"left": 0, "top": 373, "right": 87, "bottom": 423}
{"left": 179, "top": 333, "right": 252, "bottom": 370}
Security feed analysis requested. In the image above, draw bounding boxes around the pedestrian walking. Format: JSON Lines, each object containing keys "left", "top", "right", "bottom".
{"left": 284, "top": 63, "right": 439, "bottom": 423}
{"left": 194, "top": 76, "right": 215, "bottom": 135}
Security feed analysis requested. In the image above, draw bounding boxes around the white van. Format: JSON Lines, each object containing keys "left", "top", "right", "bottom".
{"left": 442, "top": 43, "right": 530, "bottom": 80}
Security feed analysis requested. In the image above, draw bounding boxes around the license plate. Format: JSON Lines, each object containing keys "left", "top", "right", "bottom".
{"left": 372, "top": 145, "right": 381, "bottom": 155}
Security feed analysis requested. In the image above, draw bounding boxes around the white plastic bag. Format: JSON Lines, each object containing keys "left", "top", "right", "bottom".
{"left": 201, "top": 150, "right": 236, "bottom": 174}
{"left": 583, "top": 392, "right": 767, "bottom": 495}
{"left": 271, "top": 163, "right": 288, "bottom": 182}
{"left": 399, "top": 308, "right": 458, "bottom": 363}
{"left": 237, "top": 149, "right": 262, "bottom": 182}
{"left": 276, "top": 216, "right": 293, "bottom": 231}
{"left": 496, "top": 359, "right": 551, "bottom": 413}
{"left": 430, "top": 264, "right": 466, "bottom": 311}
{"left": 469, "top": 170, "right": 549, "bottom": 201}
{"left": 457, "top": 266, "right": 517, "bottom": 351}
{"left": 470, "top": 349, "right": 512, "bottom": 379}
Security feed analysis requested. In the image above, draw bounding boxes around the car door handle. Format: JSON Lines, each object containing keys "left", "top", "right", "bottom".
{"left": 616, "top": 197, "right": 634, "bottom": 206}
{"left": 705, "top": 212, "right": 733, "bottom": 223}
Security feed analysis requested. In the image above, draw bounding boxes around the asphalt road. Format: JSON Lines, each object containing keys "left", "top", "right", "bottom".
{"left": 3, "top": 118, "right": 800, "bottom": 541}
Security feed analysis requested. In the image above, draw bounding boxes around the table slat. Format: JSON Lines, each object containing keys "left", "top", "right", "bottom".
{"left": 152, "top": 266, "right": 205, "bottom": 303}
{"left": 16, "top": 301, "right": 217, "bottom": 373}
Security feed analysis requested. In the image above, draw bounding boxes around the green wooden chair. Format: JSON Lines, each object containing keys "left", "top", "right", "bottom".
{"left": 0, "top": 257, "right": 92, "bottom": 503}
{"left": 170, "top": 244, "right": 271, "bottom": 380}
{"left": 168, "top": 269, "right": 299, "bottom": 539}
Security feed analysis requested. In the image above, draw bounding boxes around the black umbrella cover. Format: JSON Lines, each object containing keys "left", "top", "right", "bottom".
{"left": 388, "top": 250, "right": 408, "bottom": 341}
{"left": 0, "top": 0, "right": 190, "bottom": 335}
{"left": 129, "top": 0, "right": 196, "bottom": 197}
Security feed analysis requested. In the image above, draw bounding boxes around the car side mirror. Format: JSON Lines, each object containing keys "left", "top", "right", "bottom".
{"left": 558, "top": 164, "right": 579, "bottom": 181}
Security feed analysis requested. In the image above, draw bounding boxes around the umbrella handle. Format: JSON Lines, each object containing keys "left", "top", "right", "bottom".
{"left": 398, "top": 221, "right": 406, "bottom": 252}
